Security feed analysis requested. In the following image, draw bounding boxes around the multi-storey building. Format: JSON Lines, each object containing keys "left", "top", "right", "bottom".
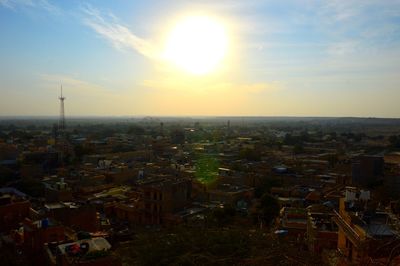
{"left": 333, "top": 188, "right": 400, "bottom": 264}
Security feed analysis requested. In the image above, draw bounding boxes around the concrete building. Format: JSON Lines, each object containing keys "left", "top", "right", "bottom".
{"left": 45, "top": 177, "right": 73, "bottom": 202}
{"left": 333, "top": 188, "right": 400, "bottom": 264}
{"left": 306, "top": 205, "right": 338, "bottom": 253}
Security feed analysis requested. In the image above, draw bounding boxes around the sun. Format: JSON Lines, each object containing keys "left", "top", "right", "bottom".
{"left": 164, "top": 15, "right": 228, "bottom": 75}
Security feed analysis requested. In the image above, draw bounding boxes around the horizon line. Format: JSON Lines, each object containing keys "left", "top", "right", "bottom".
{"left": 0, "top": 115, "right": 400, "bottom": 120}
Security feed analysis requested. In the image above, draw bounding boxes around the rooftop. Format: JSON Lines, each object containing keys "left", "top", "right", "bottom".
{"left": 57, "top": 237, "right": 111, "bottom": 257}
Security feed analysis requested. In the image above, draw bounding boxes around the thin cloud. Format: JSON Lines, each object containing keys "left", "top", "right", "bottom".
{"left": 81, "top": 5, "right": 160, "bottom": 60}
{"left": 0, "top": 0, "right": 59, "bottom": 13}
{"left": 327, "top": 41, "right": 359, "bottom": 56}
{"left": 322, "top": 0, "right": 364, "bottom": 22}
{"left": 40, "top": 73, "right": 108, "bottom": 94}
{"left": 0, "top": 0, "right": 14, "bottom": 9}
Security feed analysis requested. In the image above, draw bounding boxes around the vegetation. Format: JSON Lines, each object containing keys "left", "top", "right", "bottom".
{"left": 73, "top": 144, "right": 93, "bottom": 162}
{"left": 239, "top": 148, "right": 261, "bottom": 161}
{"left": 116, "top": 226, "right": 322, "bottom": 266}
{"left": 13, "top": 178, "right": 45, "bottom": 198}
{"left": 293, "top": 143, "right": 304, "bottom": 154}
{"left": 253, "top": 193, "right": 280, "bottom": 225}
{"left": 127, "top": 124, "right": 145, "bottom": 135}
{"left": 0, "top": 166, "right": 16, "bottom": 186}
{"left": 208, "top": 205, "right": 237, "bottom": 227}
{"left": 254, "top": 178, "right": 282, "bottom": 198}
{"left": 389, "top": 135, "right": 400, "bottom": 149}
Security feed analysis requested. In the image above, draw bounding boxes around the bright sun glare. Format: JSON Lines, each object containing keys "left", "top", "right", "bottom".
{"left": 164, "top": 16, "right": 228, "bottom": 75}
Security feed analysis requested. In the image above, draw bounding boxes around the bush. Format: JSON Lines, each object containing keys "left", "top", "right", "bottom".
{"left": 255, "top": 193, "right": 280, "bottom": 225}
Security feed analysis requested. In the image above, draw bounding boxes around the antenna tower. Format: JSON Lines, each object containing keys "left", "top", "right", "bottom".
{"left": 58, "top": 85, "right": 66, "bottom": 132}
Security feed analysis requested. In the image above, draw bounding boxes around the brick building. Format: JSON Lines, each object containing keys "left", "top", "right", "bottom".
{"left": 45, "top": 202, "right": 100, "bottom": 232}
{"left": 23, "top": 218, "right": 65, "bottom": 265}
{"left": 108, "top": 177, "right": 191, "bottom": 225}
{"left": 0, "top": 188, "right": 31, "bottom": 233}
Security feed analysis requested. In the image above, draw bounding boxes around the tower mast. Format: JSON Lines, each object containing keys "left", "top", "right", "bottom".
{"left": 58, "top": 85, "right": 66, "bottom": 132}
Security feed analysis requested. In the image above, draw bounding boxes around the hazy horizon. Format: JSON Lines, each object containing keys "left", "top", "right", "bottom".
{"left": 1, "top": 115, "right": 400, "bottom": 120}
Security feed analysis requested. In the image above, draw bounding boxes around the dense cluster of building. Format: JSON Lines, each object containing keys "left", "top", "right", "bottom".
{"left": 1, "top": 118, "right": 400, "bottom": 265}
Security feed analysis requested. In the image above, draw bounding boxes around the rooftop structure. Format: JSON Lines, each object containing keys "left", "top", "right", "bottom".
{"left": 45, "top": 237, "right": 120, "bottom": 266}
{"left": 278, "top": 207, "right": 308, "bottom": 237}
{"left": 306, "top": 204, "right": 338, "bottom": 253}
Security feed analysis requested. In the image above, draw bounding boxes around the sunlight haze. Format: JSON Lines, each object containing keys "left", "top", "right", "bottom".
{"left": 0, "top": 1, "right": 399, "bottom": 117}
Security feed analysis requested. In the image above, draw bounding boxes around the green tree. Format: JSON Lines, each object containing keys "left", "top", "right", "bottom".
{"left": 14, "top": 178, "right": 45, "bottom": 198}
{"left": 254, "top": 178, "right": 282, "bottom": 198}
{"left": 0, "top": 166, "right": 16, "bottom": 186}
{"left": 127, "top": 124, "right": 145, "bottom": 135}
{"left": 389, "top": 135, "right": 400, "bottom": 149}
{"left": 117, "top": 227, "right": 250, "bottom": 266}
{"left": 293, "top": 143, "right": 304, "bottom": 154}
{"left": 255, "top": 193, "right": 280, "bottom": 225}
{"left": 239, "top": 148, "right": 261, "bottom": 161}
{"left": 208, "top": 205, "right": 236, "bottom": 227}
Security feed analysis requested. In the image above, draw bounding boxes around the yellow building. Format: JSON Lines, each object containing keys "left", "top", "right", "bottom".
{"left": 333, "top": 188, "right": 399, "bottom": 264}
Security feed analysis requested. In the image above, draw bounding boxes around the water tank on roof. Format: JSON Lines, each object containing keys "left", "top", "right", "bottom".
{"left": 274, "top": 229, "right": 288, "bottom": 236}
{"left": 359, "top": 190, "right": 370, "bottom": 201}
{"left": 273, "top": 166, "right": 288, "bottom": 174}
{"left": 80, "top": 242, "right": 90, "bottom": 253}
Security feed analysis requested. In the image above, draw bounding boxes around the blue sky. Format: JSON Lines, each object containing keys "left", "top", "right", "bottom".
{"left": 1, "top": 0, "right": 400, "bottom": 117}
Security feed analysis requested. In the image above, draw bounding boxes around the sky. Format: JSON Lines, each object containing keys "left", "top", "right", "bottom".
{"left": 0, "top": 0, "right": 400, "bottom": 117}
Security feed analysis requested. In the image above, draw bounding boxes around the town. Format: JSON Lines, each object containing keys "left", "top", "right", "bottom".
{"left": 1, "top": 116, "right": 400, "bottom": 265}
{"left": 2, "top": 0, "right": 400, "bottom": 265}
